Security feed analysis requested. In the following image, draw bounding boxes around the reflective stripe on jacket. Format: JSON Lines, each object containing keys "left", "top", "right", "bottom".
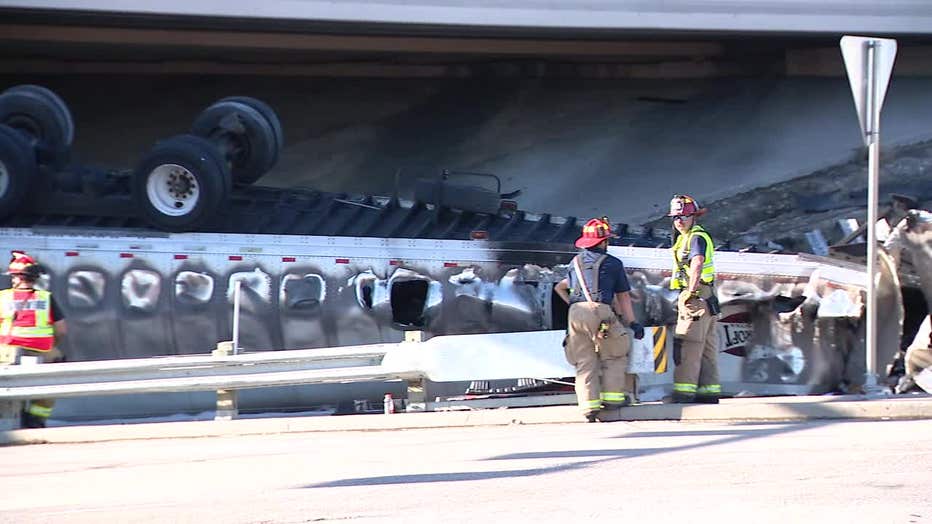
{"left": 671, "top": 225, "right": 715, "bottom": 290}
{"left": 0, "top": 289, "right": 55, "bottom": 351}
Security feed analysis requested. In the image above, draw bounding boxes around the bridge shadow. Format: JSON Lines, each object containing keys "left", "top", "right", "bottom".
{"left": 300, "top": 415, "right": 886, "bottom": 489}
{"left": 485, "top": 422, "right": 812, "bottom": 463}
{"left": 304, "top": 460, "right": 601, "bottom": 488}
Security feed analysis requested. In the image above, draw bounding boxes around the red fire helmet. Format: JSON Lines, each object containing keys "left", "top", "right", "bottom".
{"left": 668, "top": 194, "right": 707, "bottom": 217}
{"left": 8, "top": 250, "right": 40, "bottom": 278}
{"left": 575, "top": 217, "right": 616, "bottom": 249}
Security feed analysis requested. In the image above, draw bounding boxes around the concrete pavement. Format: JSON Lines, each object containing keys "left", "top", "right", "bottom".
{"left": 5, "top": 417, "right": 930, "bottom": 523}
{"left": 2, "top": 393, "right": 930, "bottom": 446}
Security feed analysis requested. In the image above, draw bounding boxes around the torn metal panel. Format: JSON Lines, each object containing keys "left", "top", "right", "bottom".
{"left": 175, "top": 271, "right": 214, "bottom": 305}
{"left": 121, "top": 269, "right": 160, "bottom": 313}
{"left": 0, "top": 227, "right": 875, "bottom": 396}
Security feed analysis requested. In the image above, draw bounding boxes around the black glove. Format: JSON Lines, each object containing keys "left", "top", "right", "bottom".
{"left": 629, "top": 322, "right": 645, "bottom": 340}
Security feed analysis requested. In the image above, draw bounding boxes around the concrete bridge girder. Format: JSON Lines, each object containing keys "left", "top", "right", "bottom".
{"left": 2, "top": 0, "right": 932, "bottom": 34}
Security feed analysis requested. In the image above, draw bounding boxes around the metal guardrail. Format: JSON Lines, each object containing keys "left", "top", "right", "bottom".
{"left": 0, "top": 344, "right": 407, "bottom": 400}
{"left": 0, "top": 339, "right": 422, "bottom": 429}
{"left": 0, "top": 330, "right": 585, "bottom": 427}
{"left": 0, "top": 327, "right": 833, "bottom": 430}
{"left": 0, "top": 330, "right": 585, "bottom": 399}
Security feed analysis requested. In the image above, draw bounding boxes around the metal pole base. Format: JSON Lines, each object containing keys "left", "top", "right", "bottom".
{"left": 861, "top": 372, "right": 891, "bottom": 396}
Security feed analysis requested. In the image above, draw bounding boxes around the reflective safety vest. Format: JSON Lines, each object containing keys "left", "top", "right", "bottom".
{"left": 671, "top": 225, "right": 715, "bottom": 290}
{"left": 0, "top": 288, "right": 55, "bottom": 351}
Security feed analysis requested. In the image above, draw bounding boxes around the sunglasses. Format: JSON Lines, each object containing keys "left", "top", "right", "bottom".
{"left": 672, "top": 215, "right": 693, "bottom": 222}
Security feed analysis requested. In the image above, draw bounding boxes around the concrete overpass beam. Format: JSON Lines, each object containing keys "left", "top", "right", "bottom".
{"left": 787, "top": 46, "right": 932, "bottom": 76}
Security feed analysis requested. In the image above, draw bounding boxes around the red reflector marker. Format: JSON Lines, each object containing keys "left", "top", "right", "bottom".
{"left": 335, "top": 258, "right": 350, "bottom": 264}
{"left": 119, "top": 253, "right": 133, "bottom": 258}
{"left": 470, "top": 230, "right": 489, "bottom": 240}
{"left": 443, "top": 262, "right": 458, "bottom": 268}
{"left": 65, "top": 251, "right": 79, "bottom": 257}
{"left": 282, "top": 257, "right": 296, "bottom": 262}
{"left": 229, "top": 255, "right": 243, "bottom": 261}
{"left": 174, "top": 254, "right": 188, "bottom": 260}
{"left": 389, "top": 260, "right": 401, "bottom": 266}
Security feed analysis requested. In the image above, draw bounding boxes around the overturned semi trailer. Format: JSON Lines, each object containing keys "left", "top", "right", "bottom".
{"left": 0, "top": 225, "right": 881, "bottom": 420}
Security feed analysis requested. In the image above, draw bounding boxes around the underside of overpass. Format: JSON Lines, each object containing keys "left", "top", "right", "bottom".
{"left": 1, "top": 9, "right": 932, "bottom": 238}
{"left": 4, "top": 5, "right": 932, "bottom": 78}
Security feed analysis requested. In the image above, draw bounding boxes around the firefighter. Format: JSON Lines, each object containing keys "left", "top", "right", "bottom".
{"left": 895, "top": 316, "right": 932, "bottom": 393}
{"left": 668, "top": 195, "right": 721, "bottom": 403}
{"left": 555, "top": 217, "right": 645, "bottom": 422}
{"left": 0, "top": 251, "right": 67, "bottom": 428}
{"left": 884, "top": 207, "right": 932, "bottom": 393}
{"left": 887, "top": 194, "right": 919, "bottom": 231}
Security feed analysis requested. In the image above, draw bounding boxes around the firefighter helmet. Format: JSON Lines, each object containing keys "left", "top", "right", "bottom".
{"left": 668, "top": 194, "right": 706, "bottom": 217}
{"left": 575, "top": 217, "right": 616, "bottom": 249}
{"left": 8, "top": 251, "right": 41, "bottom": 279}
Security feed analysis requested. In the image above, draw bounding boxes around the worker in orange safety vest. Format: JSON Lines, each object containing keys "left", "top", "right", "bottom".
{"left": 0, "top": 251, "right": 67, "bottom": 428}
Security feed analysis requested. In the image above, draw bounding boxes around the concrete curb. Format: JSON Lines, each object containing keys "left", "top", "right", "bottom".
{"left": 596, "top": 394, "right": 932, "bottom": 422}
{"left": 2, "top": 394, "right": 930, "bottom": 446}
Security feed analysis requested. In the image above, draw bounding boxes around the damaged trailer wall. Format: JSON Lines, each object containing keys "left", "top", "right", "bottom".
{"left": 0, "top": 228, "right": 882, "bottom": 417}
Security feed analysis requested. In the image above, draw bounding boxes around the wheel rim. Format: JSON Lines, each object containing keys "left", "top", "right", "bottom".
{"left": 0, "top": 159, "right": 9, "bottom": 197}
{"left": 145, "top": 163, "right": 199, "bottom": 217}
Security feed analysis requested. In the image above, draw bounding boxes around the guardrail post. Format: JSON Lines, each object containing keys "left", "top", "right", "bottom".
{"left": 0, "top": 400, "right": 20, "bottom": 431}
{"left": 404, "top": 331, "right": 428, "bottom": 412}
{"left": 0, "top": 346, "right": 23, "bottom": 430}
{"left": 212, "top": 341, "right": 238, "bottom": 421}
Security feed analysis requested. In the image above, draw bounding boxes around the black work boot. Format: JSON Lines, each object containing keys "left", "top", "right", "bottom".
{"left": 584, "top": 411, "right": 601, "bottom": 423}
{"left": 694, "top": 395, "right": 720, "bottom": 404}
{"left": 21, "top": 412, "right": 47, "bottom": 429}
{"left": 665, "top": 391, "right": 696, "bottom": 404}
{"left": 601, "top": 396, "right": 633, "bottom": 410}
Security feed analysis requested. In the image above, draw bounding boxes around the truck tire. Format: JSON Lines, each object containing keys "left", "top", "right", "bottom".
{"left": 6, "top": 85, "right": 75, "bottom": 147}
{"left": 133, "top": 134, "right": 231, "bottom": 232}
{"left": 219, "top": 96, "right": 283, "bottom": 170}
{"left": 191, "top": 99, "right": 277, "bottom": 185}
{"left": 0, "top": 85, "right": 73, "bottom": 169}
{"left": 0, "top": 124, "right": 37, "bottom": 221}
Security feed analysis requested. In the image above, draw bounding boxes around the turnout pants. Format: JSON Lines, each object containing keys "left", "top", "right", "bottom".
{"left": 0, "top": 345, "right": 64, "bottom": 422}
{"left": 906, "top": 346, "right": 932, "bottom": 376}
{"left": 896, "top": 316, "right": 932, "bottom": 393}
{"left": 673, "top": 286, "right": 720, "bottom": 400}
{"left": 906, "top": 316, "right": 932, "bottom": 382}
{"left": 564, "top": 302, "right": 632, "bottom": 414}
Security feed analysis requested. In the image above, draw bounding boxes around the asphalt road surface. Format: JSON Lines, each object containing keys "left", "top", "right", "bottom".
{"left": 1, "top": 419, "right": 930, "bottom": 523}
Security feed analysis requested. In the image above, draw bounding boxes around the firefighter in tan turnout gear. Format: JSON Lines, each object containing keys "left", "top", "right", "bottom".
{"left": 0, "top": 251, "right": 67, "bottom": 428}
{"left": 668, "top": 195, "right": 722, "bottom": 404}
{"left": 884, "top": 207, "right": 932, "bottom": 394}
{"left": 555, "top": 217, "right": 645, "bottom": 422}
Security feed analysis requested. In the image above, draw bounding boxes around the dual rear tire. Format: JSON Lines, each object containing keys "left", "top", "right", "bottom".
{"left": 0, "top": 84, "right": 285, "bottom": 232}
{"left": 191, "top": 96, "right": 283, "bottom": 185}
{"left": 134, "top": 95, "right": 283, "bottom": 231}
{"left": 133, "top": 135, "right": 232, "bottom": 232}
{"left": 0, "top": 84, "right": 74, "bottom": 170}
{"left": 0, "top": 124, "right": 38, "bottom": 221}
{"left": 0, "top": 85, "right": 73, "bottom": 219}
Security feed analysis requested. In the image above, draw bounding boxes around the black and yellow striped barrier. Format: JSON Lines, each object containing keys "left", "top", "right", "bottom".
{"left": 652, "top": 326, "right": 668, "bottom": 373}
